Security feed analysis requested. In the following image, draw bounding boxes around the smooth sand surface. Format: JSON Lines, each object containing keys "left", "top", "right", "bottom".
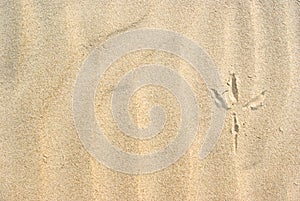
{"left": 0, "top": 1, "right": 299, "bottom": 200}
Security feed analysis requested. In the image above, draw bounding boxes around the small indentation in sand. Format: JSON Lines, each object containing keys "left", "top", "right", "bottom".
{"left": 232, "top": 113, "right": 239, "bottom": 153}
{"left": 231, "top": 73, "right": 239, "bottom": 102}
{"left": 243, "top": 90, "right": 267, "bottom": 110}
{"left": 210, "top": 88, "right": 228, "bottom": 110}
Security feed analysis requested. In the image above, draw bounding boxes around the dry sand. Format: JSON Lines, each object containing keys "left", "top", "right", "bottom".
{"left": 0, "top": 1, "right": 299, "bottom": 200}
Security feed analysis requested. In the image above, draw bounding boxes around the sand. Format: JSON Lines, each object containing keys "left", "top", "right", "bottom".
{"left": 0, "top": 1, "right": 299, "bottom": 200}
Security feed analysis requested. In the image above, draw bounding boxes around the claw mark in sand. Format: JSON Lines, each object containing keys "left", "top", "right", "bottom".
{"left": 243, "top": 90, "right": 267, "bottom": 110}
{"left": 210, "top": 88, "right": 228, "bottom": 109}
{"left": 232, "top": 113, "right": 239, "bottom": 152}
{"left": 231, "top": 73, "right": 239, "bottom": 102}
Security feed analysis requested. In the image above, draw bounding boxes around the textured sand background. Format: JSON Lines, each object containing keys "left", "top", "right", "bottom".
{"left": 0, "top": 1, "right": 299, "bottom": 200}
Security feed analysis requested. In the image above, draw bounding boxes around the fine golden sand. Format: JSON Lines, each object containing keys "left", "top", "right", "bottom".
{"left": 0, "top": 1, "right": 299, "bottom": 200}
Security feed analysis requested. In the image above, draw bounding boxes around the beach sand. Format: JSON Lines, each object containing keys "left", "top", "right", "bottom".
{"left": 0, "top": 1, "right": 299, "bottom": 200}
